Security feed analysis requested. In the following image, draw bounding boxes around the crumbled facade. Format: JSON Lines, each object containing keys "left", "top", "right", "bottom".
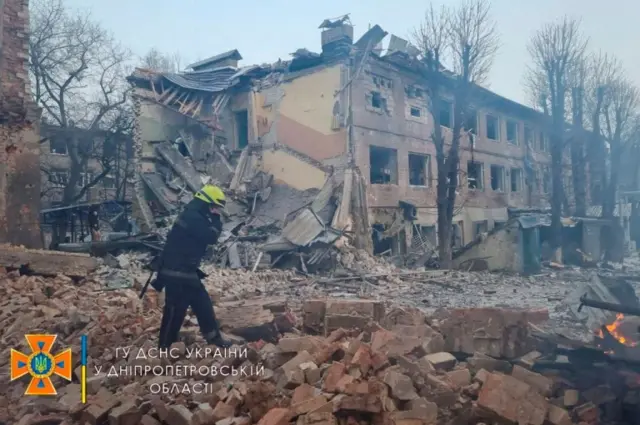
{"left": 0, "top": 0, "right": 42, "bottom": 248}
{"left": 127, "top": 16, "right": 579, "bottom": 258}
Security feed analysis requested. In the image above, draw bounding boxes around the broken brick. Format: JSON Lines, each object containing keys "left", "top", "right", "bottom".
{"left": 279, "top": 336, "right": 326, "bottom": 354}
{"left": 350, "top": 345, "right": 372, "bottom": 376}
{"left": 303, "top": 300, "right": 326, "bottom": 334}
{"left": 166, "top": 405, "right": 194, "bottom": 425}
{"left": 405, "top": 398, "right": 438, "bottom": 423}
{"left": 298, "top": 412, "right": 337, "bottom": 425}
{"left": 192, "top": 403, "right": 216, "bottom": 425}
{"left": 211, "top": 401, "right": 236, "bottom": 421}
{"left": 281, "top": 351, "right": 315, "bottom": 375}
{"left": 446, "top": 368, "right": 471, "bottom": 388}
{"left": 424, "top": 352, "right": 456, "bottom": 371}
{"left": 108, "top": 402, "right": 142, "bottom": 425}
{"left": 382, "top": 370, "right": 418, "bottom": 401}
{"left": 335, "top": 394, "right": 382, "bottom": 413}
{"left": 256, "top": 408, "right": 292, "bottom": 425}
{"left": 323, "top": 362, "right": 346, "bottom": 393}
{"left": 511, "top": 365, "right": 554, "bottom": 396}
{"left": 292, "top": 384, "right": 317, "bottom": 405}
{"left": 477, "top": 373, "right": 548, "bottom": 425}
{"left": 547, "top": 405, "right": 572, "bottom": 425}
{"left": 140, "top": 415, "right": 161, "bottom": 425}
{"left": 563, "top": 389, "right": 579, "bottom": 407}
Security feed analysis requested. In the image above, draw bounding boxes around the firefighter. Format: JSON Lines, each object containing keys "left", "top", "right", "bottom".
{"left": 156, "top": 184, "right": 232, "bottom": 348}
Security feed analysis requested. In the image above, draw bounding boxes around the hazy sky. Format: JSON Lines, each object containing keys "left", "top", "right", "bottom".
{"left": 64, "top": 0, "right": 639, "bottom": 106}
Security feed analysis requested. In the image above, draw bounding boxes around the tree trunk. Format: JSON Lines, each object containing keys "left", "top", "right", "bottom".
{"left": 550, "top": 133, "right": 564, "bottom": 251}
{"left": 432, "top": 94, "right": 453, "bottom": 268}
{"left": 570, "top": 88, "right": 587, "bottom": 216}
{"left": 590, "top": 88, "right": 607, "bottom": 208}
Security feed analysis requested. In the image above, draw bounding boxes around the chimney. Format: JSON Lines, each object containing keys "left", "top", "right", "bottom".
{"left": 319, "top": 15, "right": 353, "bottom": 54}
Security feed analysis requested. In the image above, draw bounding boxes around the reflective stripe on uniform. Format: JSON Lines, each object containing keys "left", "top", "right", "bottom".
{"left": 159, "top": 269, "right": 199, "bottom": 280}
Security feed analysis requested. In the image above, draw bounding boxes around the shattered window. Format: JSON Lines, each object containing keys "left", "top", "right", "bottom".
{"left": 524, "top": 126, "right": 533, "bottom": 147}
{"left": 473, "top": 220, "right": 488, "bottom": 237}
{"left": 408, "top": 153, "right": 430, "bottom": 186}
{"left": 490, "top": 165, "right": 505, "bottom": 191}
{"left": 506, "top": 120, "right": 519, "bottom": 145}
{"left": 543, "top": 167, "right": 551, "bottom": 193}
{"left": 78, "top": 172, "right": 93, "bottom": 188}
{"left": 49, "top": 170, "right": 68, "bottom": 187}
{"left": 49, "top": 137, "right": 67, "bottom": 155}
{"left": 511, "top": 168, "right": 523, "bottom": 192}
{"left": 539, "top": 132, "right": 548, "bottom": 152}
{"left": 465, "top": 110, "right": 477, "bottom": 134}
{"left": 439, "top": 100, "right": 453, "bottom": 128}
{"left": 371, "top": 91, "right": 384, "bottom": 109}
{"left": 467, "top": 161, "right": 484, "bottom": 190}
{"left": 103, "top": 174, "right": 116, "bottom": 189}
{"left": 369, "top": 145, "right": 398, "bottom": 184}
{"left": 486, "top": 115, "right": 499, "bottom": 140}
{"left": 235, "top": 110, "right": 249, "bottom": 149}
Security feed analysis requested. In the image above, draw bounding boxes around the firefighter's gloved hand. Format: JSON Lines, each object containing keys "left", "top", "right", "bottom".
{"left": 196, "top": 268, "right": 208, "bottom": 279}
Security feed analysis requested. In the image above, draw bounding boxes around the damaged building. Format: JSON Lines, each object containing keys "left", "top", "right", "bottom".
{"left": 0, "top": 0, "right": 42, "bottom": 248}
{"left": 127, "top": 15, "right": 576, "bottom": 265}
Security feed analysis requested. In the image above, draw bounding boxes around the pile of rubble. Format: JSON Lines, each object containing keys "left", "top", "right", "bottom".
{"left": 2, "top": 267, "right": 639, "bottom": 425}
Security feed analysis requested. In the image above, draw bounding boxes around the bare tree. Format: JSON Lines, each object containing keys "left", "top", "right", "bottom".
{"left": 412, "top": 0, "right": 498, "bottom": 268}
{"left": 567, "top": 55, "right": 588, "bottom": 215}
{"left": 140, "top": 48, "right": 182, "bottom": 73}
{"left": 585, "top": 52, "right": 620, "bottom": 207}
{"left": 526, "top": 17, "right": 588, "bottom": 259}
{"left": 601, "top": 75, "right": 638, "bottom": 218}
{"left": 30, "top": 0, "right": 133, "bottom": 208}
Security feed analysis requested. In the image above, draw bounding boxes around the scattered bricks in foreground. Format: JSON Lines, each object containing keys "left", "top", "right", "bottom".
{"left": 165, "top": 405, "right": 194, "bottom": 425}
{"left": 107, "top": 402, "right": 141, "bottom": 425}
{"left": 511, "top": 365, "right": 554, "bottom": 396}
{"left": 477, "top": 372, "right": 548, "bottom": 425}
{"left": 256, "top": 408, "right": 292, "bottom": 425}
{"left": 424, "top": 352, "right": 457, "bottom": 371}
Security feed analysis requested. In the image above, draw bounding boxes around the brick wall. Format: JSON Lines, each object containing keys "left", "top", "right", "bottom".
{"left": 0, "top": 0, "right": 42, "bottom": 248}
{"left": 351, "top": 57, "right": 555, "bottom": 213}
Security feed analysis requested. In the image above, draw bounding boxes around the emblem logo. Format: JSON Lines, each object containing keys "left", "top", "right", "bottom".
{"left": 10, "top": 334, "right": 72, "bottom": 395}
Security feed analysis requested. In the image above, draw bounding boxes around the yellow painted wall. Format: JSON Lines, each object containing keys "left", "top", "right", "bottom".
{"left": 278, "top": 65, "right": 342, "bottom": 135}
{"left": 261, "top": 149, "right": 327, "bottom": 190}
{"left": 252, "top": 64, "right": 347, "bottom": 162}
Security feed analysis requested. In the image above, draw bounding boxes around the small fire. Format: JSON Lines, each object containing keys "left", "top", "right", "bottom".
{"left": 603, "top": 313, "right": 638, "bottom": 347}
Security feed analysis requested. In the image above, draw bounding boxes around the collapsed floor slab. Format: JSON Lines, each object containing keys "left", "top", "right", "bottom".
{"left": 0, "top": 244, "right": 98, "bottom": 277}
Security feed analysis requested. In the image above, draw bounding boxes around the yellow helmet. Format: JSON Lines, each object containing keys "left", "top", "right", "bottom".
{"left": 194, "top": 184, "right": 226, "bottom": 207}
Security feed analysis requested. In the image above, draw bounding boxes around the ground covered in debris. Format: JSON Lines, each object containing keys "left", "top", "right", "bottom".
{"left": 2, "top": 264, "right": 640, "bottom": 425}
{"left": 94, "top": 248, "right": 640, "bottom": 343}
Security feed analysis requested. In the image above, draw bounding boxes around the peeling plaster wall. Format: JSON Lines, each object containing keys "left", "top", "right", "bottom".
{"left": 261, "top": 149, "right": 327, "bottom": 190}
{"left": 0, "top": 0, "right": 42, "bottom": 248}
{"left": 254, "top": 64, "right": 348, "bottom": 165}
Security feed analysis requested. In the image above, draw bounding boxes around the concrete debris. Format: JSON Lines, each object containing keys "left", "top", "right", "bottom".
{"left": 2, "top": 268, "right": 639, "bottom": 425}
{"left": 0, "top": 244, "right": 98, "bottom": 278}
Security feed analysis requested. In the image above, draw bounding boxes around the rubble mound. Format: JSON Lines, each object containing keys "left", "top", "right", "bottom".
{"left": 2, "top": 269, "right": 639, "bottom": 425}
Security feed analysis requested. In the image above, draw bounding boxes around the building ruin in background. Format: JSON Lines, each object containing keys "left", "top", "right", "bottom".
{"left": 0, "top": 0, "right": 42, "bottom": 248}
{"left": 127, "top": 15, "right": 597, "bottom": 263}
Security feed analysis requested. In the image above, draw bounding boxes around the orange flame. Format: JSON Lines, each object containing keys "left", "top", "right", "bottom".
{"left": 605, "top": 313, "right": 638, "bottom": 347}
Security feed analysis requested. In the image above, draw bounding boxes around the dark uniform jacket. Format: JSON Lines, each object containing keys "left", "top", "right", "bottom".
{"left": 157, "top": 199, "right": 222, "bottom": 285}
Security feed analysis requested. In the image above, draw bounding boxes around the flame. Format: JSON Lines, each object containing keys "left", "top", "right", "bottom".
{"left": 605, "top": 313, "right": 638, "bottom": 347}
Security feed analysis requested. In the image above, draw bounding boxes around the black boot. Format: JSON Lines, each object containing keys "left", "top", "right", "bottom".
{"left": 204, "top": 330, "right": 232, "bottom": 348}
